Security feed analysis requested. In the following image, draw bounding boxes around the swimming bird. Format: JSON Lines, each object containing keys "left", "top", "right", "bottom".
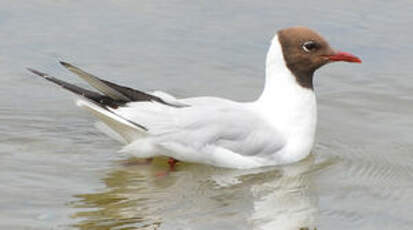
{"left": 28, "top": 26, "right": 361, "bottom": 170}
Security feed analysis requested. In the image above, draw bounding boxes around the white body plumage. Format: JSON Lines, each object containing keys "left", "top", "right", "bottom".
{"left": 78, "top": 35, "right": 317, "bottom": 168}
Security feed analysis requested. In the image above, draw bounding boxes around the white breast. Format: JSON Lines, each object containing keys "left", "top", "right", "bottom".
{"left": 251, "top": 35, "right": 317, "bottom": 163}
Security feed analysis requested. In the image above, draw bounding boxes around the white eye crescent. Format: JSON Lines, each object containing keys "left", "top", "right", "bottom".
{"left": 302, "top": 41, "right": 317, "bottom": 53}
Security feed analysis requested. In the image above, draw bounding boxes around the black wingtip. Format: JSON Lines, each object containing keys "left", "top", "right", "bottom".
{"left": 27, "top": 67, "right": 48, "bottom": 78}
{"left": 59, "top": 61, "right": 72, "bottom": 68}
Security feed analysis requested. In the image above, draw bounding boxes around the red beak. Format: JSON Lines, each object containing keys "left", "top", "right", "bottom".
{"left": 326, "top": 51, "right": 362, "bottom": 63}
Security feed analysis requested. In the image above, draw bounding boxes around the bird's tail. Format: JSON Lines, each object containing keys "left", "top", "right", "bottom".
{"left": 76, "top": 99, "right": 147, "bottom": 143}
{"left": 27, "top": 65, "right": 148, "bottom": 143}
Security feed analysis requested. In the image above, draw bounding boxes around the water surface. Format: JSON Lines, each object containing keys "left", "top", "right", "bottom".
{"left": 1, "top": 0, "right": 412, "bottom": 229}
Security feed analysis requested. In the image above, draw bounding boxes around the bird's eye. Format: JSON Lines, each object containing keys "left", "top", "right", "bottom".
{"left": 302, "top": 41, "right": 318, "bottom": 53}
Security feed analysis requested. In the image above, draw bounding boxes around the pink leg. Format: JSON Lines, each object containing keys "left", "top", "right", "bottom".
{"left": 156, "top": 158, "right": 179, "bottom": 177}
{"left": 168, "top": 158, "right": 179, "bottom": 171}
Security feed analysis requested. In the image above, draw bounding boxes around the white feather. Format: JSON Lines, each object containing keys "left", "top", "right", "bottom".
{"left": 76, "top": 99, "right": 146, "bottom": 143}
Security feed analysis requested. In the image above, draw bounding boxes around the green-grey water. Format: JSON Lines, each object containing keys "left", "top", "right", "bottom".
{"left": 1, "top": 0, "right": 412, "bottom": 229}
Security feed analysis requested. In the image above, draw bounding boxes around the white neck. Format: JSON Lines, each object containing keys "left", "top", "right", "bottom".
{"left": 258, "top": 35, "right": 313, "bottom": 103}
{"left": 253, "top": 35, "right": 317, "bottom": 162}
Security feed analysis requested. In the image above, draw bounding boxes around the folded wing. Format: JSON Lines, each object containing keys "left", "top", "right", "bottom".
{"left": 114, "top": 98, "right": 286, "bottom": 160}
{"left": 29, "top": 62, "right": 285, "bottom": 166}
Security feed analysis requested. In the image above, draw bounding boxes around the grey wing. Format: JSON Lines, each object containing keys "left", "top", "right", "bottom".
{"left": 108, "top": 94, "right": 285, "bottom": 157}
{"left": 147, "top": 100, "right": 286, "bottom": 157}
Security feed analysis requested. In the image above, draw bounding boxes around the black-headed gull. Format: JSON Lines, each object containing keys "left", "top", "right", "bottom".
{"left": 28, "top": 26, "right": 361, "bottom": 170}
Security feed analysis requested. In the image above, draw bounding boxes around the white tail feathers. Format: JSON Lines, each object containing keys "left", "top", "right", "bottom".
{"left": 76, "top": 99, "right": 147, "bottom": 143}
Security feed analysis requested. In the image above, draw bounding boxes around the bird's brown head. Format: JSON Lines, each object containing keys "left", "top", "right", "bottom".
{"left": 277, "top": 26, "right": 361, "bottom": 89}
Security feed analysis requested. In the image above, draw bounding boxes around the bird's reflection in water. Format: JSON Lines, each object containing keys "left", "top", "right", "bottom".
{"left": 70, "top": 155, "right": 333, "bottom": 230}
